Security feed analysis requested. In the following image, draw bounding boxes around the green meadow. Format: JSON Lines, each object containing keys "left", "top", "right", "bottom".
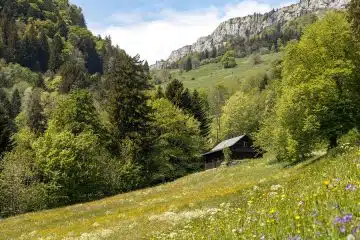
{"left": 1, "top": 148, "right": 359, "bottom": 239}
{"left": 171, "top": 53, "right": 281, "bottom": 92}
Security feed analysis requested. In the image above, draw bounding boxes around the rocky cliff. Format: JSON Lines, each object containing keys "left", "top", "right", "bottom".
{"left": 154, "top": 0, "right": 349, "bottom": 68}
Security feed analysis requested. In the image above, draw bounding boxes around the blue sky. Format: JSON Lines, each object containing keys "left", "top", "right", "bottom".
{"left": 71, "top": 0, "right": 296, "bottom": 63}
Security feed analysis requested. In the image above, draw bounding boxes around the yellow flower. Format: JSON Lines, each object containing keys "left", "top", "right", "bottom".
{"left": 269, "top": 208, "right": 276, "bottom": 214}
{"left": 295, "top": 215, "right": 301, "bottom": 220}
{"left": 323, "top": 180, "right": 330, "bottom": 186}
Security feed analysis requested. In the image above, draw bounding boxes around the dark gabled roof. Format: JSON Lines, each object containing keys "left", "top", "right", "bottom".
{"left": 202, "top": 135, "right": 246, "bottom": 156}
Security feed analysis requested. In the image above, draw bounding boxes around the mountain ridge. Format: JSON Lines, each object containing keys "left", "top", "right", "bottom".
{"left": 151, "top": 0, "right": 349, "bottom": 69}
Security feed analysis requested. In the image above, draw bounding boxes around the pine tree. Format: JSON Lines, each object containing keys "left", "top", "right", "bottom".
{"left": 191, "top": 90, "right": 210, "bottom": 137}
{"left": 180, "top": 88, "right": 192, "bottom": 112}
{"left": 59, "top": 56, "right": 87, "bottom": 94}
{"left": 184, "top": 57, "right": 192, "bottom": 72}
{"left": 211, "top": 47, "right": 217, "bottom": 58}
{"left": 165, "top": 79, "right": 184, "bottom": 107}
{"left": 26, "top": 89, "right": 46, "bottom": 134}
{"left": 49, "top": 34, "right": 63, "bottom": 72}
{"left": 38, "top": 30, "right": 49, "bottom": 72}
{"left": 19, "top": 24, "right": 40, "bottom": 71}
{"left": 0, "top": 104, "right": 12, "bottom": 157}
{"left": 104, "top": 52, "right": 152, "bottom": 142}
{"left": 0, "top": 89, "right": 13, "bottom": 156}
{"left": 10, "top": 89, "right": 21, "bottom": 118}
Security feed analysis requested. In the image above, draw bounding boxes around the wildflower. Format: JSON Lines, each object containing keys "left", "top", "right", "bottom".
{"left": 333, "top": 214, "right": 353, "bottom": 225}
{"left": 340, "top": 226, "right": 346, "bottom": 233}
{"left": 345, "top": 184, "right": 357, "bottom": 191}
{"left": 295, "top": 215, "right": 301, "bottom": 220}
{"left": 260, "top": 235, "right": 266, "bottom": 240}
{"left": 298, "top": 201, "right": 304, "bottom": 206}
{"left": 351, "top": 226, "right": 360, "bottom": 234}
{"left": 271, "top": 184, "right": 282, "bottom": 191}
{"left": 343, "top": 214, "right": 353, "bottom": 223}
{"left": 323, "top": 180, "right": 330, "bottom": 186}
{"left": 269, "top": 208, "right": 276, "bottom": 214}
{"left": 347, "top": 234, "right": 356, "bottom": 240}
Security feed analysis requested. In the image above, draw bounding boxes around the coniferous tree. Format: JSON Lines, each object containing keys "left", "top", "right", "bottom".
{"left": 155, "top": 85, "right": 165, "bottom": 99}
{"left": 0, "top": 104, "right": 12, "bottom": 158}
{"left": 59, "top": 55, "right": 87, "bottom": 94}
{"left": 191, "top": 90, "right": 210, "bottom": 137}
{"left": 165, "top": 79, "right": 184, "bottom": 107}
{"left": 26, "top": 89, "right": 46, "bottom": 134}
{"left": 0, "top": 89, "right": 13, "bottom": 156}
{"left": 10, "top": 89, "right": 21, "bottom": 119}
{"left": 104, "top": 52, "right": 152, "bottom": 142}
{"left": 180, "top": 88, "right": 192, "bottom": 112}
{"left": 38, "top": 30, "right": 49, "bottom": 72}
{"left": 184, "top": 57, "right": 192, "bottom": 72}
{"left": 49, "top": 34, "right": 63, "bottom": 72}
{"left": 19, "top": 24, "right": 40, "bottom": 71}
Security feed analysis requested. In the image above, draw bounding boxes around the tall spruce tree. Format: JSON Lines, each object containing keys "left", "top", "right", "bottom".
{"left": 191, "top": 90, "right": 210, "bottom": 137}
{"left": 184, "top": 57, "right": 192, "bottom": 72}
{"left": 165, "top": 79, "right": 184, "bottom": 107}
{"left": 38, "top": 30, "right": 49, "bottom": 72}
{"left": 104, "top": 52, "right": 152, "bottom": 143}
{"left": 26, "top": 89, "right": 46, "bottom": 134}
{"left": 48, "top": 34, "right": 63, "bottom": 72}
{"left": 0, "top": 89, "right": 13, "bottom": 157}
{"left": 10, "top": 89, "right": 21, "bottom": 119}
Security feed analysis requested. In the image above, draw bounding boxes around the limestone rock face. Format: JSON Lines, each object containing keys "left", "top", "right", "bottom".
{"left": 163, "top": 0, "right": 349, "bottom": 65}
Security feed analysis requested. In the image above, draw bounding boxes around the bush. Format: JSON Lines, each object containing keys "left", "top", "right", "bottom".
{"left": 251, "top": 53, "right": 263, "bottom": 65}
{"left": 0, "top": 149, "right": 47, "bottom": 217}
{"left": 221, "top": 50, "right": 237, "bottom": 69}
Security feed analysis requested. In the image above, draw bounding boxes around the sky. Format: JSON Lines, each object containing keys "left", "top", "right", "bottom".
{"left": 71, "top": 0, "right": 296, "bottom": 64}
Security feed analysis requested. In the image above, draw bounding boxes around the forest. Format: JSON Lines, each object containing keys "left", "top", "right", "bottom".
{"left": 0, "top": 0, "right": 360, "bottom": 219}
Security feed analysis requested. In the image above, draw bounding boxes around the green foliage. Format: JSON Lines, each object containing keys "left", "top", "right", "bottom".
{"left": 251, "top": 53, "right": 263, "bottom": 65}
{"left": 257, "top": 12, "right": 360, "bottom": 162}
{"left": 10, "top": 89, "right": 21, "bottom": 118}
{"left": 0, "top": 61, "right": 41, "bottom": 89}
{"left": 220, "top": 90, "right": 264, "bottom": 139}
{"left": 184, "top": 57, "right": 192, "bottom": 72}
{"left": 348, "top": 0, "right": 360, "bottom": 38}
{"left": 48, "top": 34, "right": 64, "bottom": 72}
{"left": 104, "top": 53, "right": 151, "bottom": 143}
{"left": 223, "top": 146, "right": 231, "bottom": 165}
{"left": 221, "top": 50, "right": 237, "bottom": 68}
{"left": 24, "top": 88, "right": 46, "bottom": 134}
{"left": 150, "top": 98, "right": 203, "bottom": 182}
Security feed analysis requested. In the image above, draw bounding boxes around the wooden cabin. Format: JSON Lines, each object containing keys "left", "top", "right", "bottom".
{"left": 202, "top": 135, "right": 261, "bottom": 170}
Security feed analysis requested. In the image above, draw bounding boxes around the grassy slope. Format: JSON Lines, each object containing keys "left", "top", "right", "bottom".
{"left": 171, "top": 53, "right": 281, "bottom": 92}
{"left": 1, "top": 149, "right": 360, "bottom": 239}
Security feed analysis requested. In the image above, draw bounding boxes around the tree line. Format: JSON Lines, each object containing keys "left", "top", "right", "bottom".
{"left": 0, "top": 0, "right": 208, "bottom": 217}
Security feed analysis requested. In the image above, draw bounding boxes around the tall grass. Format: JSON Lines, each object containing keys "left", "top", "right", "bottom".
{"left": 0, "top": 148, "right": 359, "bottom": 239}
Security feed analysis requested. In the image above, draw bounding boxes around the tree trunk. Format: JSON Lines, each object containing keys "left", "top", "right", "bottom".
{"left": 329, "top": 135, "right": 338, "bottom": 149}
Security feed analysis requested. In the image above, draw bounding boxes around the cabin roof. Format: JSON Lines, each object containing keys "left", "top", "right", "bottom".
{"left": 202, "top": 135, "right": 246, "bottom": 156}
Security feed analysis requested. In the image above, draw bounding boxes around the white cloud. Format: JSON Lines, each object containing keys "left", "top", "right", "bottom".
{"left": 89, "top": 0, "right": 291, "bottom": 64}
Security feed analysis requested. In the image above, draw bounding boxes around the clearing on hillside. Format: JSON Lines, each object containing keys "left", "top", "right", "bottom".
{"left": 171, "top": 53, "right": 281, "bottom": 92}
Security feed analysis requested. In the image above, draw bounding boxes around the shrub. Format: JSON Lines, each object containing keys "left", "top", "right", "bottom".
{"left": 251, "top": 53, "right": 263, "bottom": 65}
{"left": 221, "top": 50, "right": 237, "bottom": 69}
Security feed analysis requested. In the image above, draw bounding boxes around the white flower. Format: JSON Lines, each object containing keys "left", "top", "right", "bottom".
{"left": 270, "top": 184, "right": 282, "bottom": 191}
